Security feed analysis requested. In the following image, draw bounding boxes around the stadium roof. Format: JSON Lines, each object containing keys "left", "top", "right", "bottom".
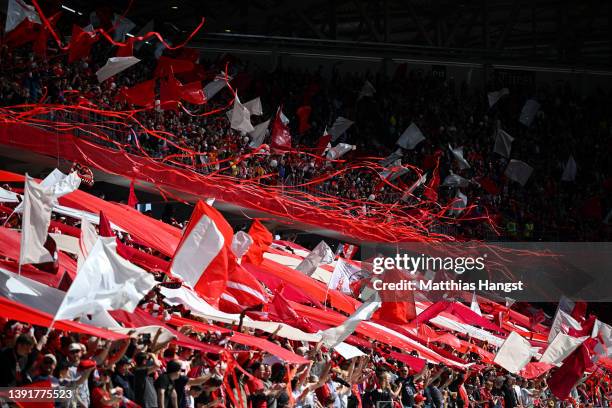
{"left": 62, "top": 0, "right": 612, "bottom": 70}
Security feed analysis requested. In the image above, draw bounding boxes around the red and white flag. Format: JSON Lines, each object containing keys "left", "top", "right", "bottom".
{"left": 328, "top": 259, "right": 360, "bottom": 294}
{"left": 221, "top": 263, "right": 267, "bottom": 312}
{"left": 5, "top": 0, "right": 40, "bottom": 33}
{"left": 242, "top": 219, "right": 273, "bottom": 266}
{"left": 169, "top": 201, "right": 234, "bottom": 305}
{"left": 270, "top": 107, "right": 292, "bottom": 151}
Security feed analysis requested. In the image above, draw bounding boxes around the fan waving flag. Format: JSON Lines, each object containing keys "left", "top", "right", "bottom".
{"left": 5, "top": 0, "right": 41, "bottom": 33}
{"left": 270, "top": 107, "right": 292, "bottom": 151}
{"left": 328, "top": 259, "right": 361, "bottom": 294}
{"left": 127, "top": 179, "right": 138, "bottom": 207}
{"left": 96, "top": 56, "right": 141, "bottom": 83}
{"left": 55, "top": 237, "right": 157, "bottom": 320}
{"left": 493, "top": 331, "right": 533, "bottom": 374}
{"left": 243, "top": 219, "right": 273, "bottom": 266}
{"left": 397, "top": 123, "right": 425, "bottom": 150}
{"left": 222, "top": 263, "right": 267, "bottom": 311}
{"left": 169, "top": 201, "right": 235, "bottom": 306}
{"left": 19, "top": 175, "right": 55, "bottom": 265}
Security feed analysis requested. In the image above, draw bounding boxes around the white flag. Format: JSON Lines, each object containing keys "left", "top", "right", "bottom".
{"left": 320, "top": 294, "right": 381, "bottom": 348}
{"left": 295, "top": 241, "right": 334, "bottom": 277}
{"left": 505, "top": 160, "right": 533, "bottom": 186}
{"left": 441, "top": 173, "right": 470, "bottom": 188}
{"left": 0, "top": 187, "right": 19, "bottom": 203}
{"left": 19, "top": 175, "right": 55, "bottom": 265}
{"left": 540, "top": 333, "right": 587, "bottom": 365}
{"left": 358, "top": 80, "right": 376, "bottom": 99}
{"left": 333, "top": 342, "right": 366, "bottom": 359}
{"left": 561, "top": 155, "right": 577, "bottom": 182}
{"left": 5, "top": 0, "right": 40, "bottom": 33}
{"left": 55, "top": 237, "right": 156, "bottom": 320}
{"left": 328, "top": 117, "right": 354, "bottom": 141}
{"left": 0, "top": 267, "right": 63, "bottom": 315}
{"left": 470, "top": 292, "right": 482, "bottom": 316}
{"left": 380, "top": 149, "right": 404, "bottom": 167}
{"left": 519, "top": 99, "right": 540, "bottom": 127}
{"left": 229, "top": 95, "right": 254, "bottom": 133}
{"left": 96, "top": 56, "right": 141, "bottom": 83}
{"left": 385, "top": 166, "right": 410, "bottom": 182}
{"left": 244, "top": 97, "right": 263, "bottom": 116}
{"left": 204, "top": 73, "right": 230, "bottom": 100}
{"left": 231, "top": 231, "right": 253, "bottom": 260}
{"left": 449, "top": 190, "right": 468, "bottom": 216}
{"left": 248, "top": 119, "right": 270, "bottom": 148}
{"left": 493, "top": 331, "right": 532, "bottom": 374}
{"left": 449, "top": 144, "right": 470, "bottom": 169}
{"left": 494, "top": 128, "right": 514, "bottom": 158}
{"left": 592, "top": 320, "right": 612, "bottom": 357}
{"left": 77, "top": 215, "right": 98, "bottom": 271}
{"left": 548, "top": 308, "right": 582, "bottom": 343}
{"left": 326, "top": 143, "right": 355, "bottom": 160}
{"left": 397, "top": 123, "right": 425, "bottom": 150}
{"left": 401, "top": 173, "right": 427, "bottom": 201}
{"left": 16, "top": 169, "right": 81, "bottom": 213}
{"left": 328, "top": 259, "right": 360, "bottom": 294}
{"left": 112, "top": 13, "right": 136, "bottom": 41}
{"left": 488, "top": 88, "right": 509, "bottom": 107}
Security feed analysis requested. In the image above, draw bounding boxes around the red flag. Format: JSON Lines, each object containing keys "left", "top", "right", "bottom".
{"left": 68, "top": 25, "right": 97, "bottom": 63}
{"left": 117, "top": 80, "right": 155, "bottom": 107}
{"left": 414, "top": 301, "right": 448, "bottom": 324}
{"left": 10, "top": 380, "right": 54, "bottom": 408}
{"left": 4, "top": 19, "right": 39, "bottom": 48}
{"left": 221, "top": 263, "right": 267, "bottom": 312}
{"left": 415, "top": 301, "right": 501, "bottom": 332}
{"left": 269, "top": 291, "right": 316, "bottom": 332}
{"left": 568, "top": 314, "right": 596, "bottom": 337}
{"left": 154, "top": 56, "right": 195, "bottom": 77}
{"left": 478, "top": 176, "right": 501, "bottom": 195}
{"left": 98, "top": 211, "right": 114, "bottom": 238}
{"left": 270, "top": 107, "right": 292, "bottom": 151}
{"left": 169, "top": 201, "right": 234, "bottom": 305}
{"left": 180, "top": 81, "right": 206, "bottom": 105}
{"left": 160, "top": 72, "right": 183, "bottom": 110}
{"left": 423, "top": 150, "right": 442, "bottom": 201}
{"left": 519, "top": 362, "right": 554, "bottom": 380}
{"left": 128, "top": 179, "right": 138, "bottom": 207}
{"left": 242, "top": 219, "right": 272, "bottom": 266}
{"left": 548, "top": 344, "right": 592, "bottom": 399}
{"left": 116, "top": 37, "right": 134, "bottom": 57}
{"left": 571, "top": 301, "right": 588, "bottom": 321}
{"left": 373, "top": 267, "right": 416, "bottom": 324}
{"left": 374, "top": 301, "right": 416, "bottom": 325}
{"left": 315, "top": 132, "right": 332, "bottom": 156}
{"left": 296, "top": 105, "right": 312, "bottom": 134}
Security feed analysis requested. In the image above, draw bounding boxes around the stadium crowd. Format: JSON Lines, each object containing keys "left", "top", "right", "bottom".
{"left": 0, "top": 25, "right": 611, "bottom": 242}
{"left": 0, "top": 8, "right": 611, "bottom": 408}
{"left": 0, "top": 301, "right": 610, "bottom": 408}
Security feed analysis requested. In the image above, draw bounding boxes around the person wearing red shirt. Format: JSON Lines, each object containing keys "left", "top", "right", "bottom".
{"left": 91, "top": 369, "right": 124, "bottom": 408}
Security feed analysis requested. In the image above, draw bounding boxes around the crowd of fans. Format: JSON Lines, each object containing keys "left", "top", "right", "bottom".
{"left": 0, "top": 16, "right": 611, "bottom": 407}
{"left": 0, "top": 26, "right": 611, "bottom": 242}
{"left": 0, "top": 178, "right": 610, "bottom": 408}
{"left": 1, "top": 309, "right": 610, "bottom": 408}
